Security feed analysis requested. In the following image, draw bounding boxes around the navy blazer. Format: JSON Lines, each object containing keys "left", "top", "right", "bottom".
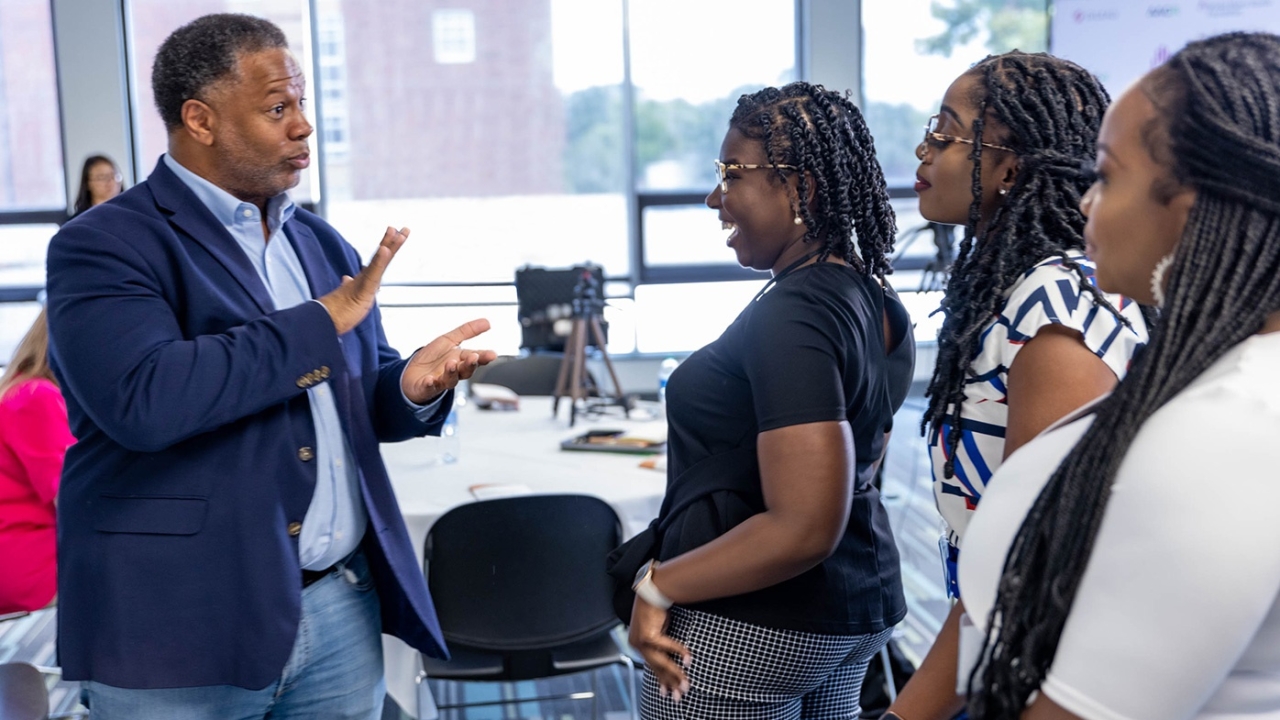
{"left": 46, "top": 158, "right": 451, "bottom": 690}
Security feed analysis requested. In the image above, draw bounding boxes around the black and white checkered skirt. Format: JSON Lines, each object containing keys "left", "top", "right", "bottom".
{"left": 640, "top": 606, "right": 894, "bottom": 720}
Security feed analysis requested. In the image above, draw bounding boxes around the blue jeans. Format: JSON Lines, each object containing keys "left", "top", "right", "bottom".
{"left": 83, "top": 549, "right": 385, "bottom": 720}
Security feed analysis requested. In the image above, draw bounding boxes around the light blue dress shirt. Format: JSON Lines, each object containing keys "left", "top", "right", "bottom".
{"left": 163, "top": 154, "right": 440, "bottom": 570}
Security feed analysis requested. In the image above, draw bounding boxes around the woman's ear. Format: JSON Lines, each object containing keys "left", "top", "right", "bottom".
{"left": 1169, "top": 186, "right": 1197, "bottom": 234}
{"left": 998, "top": 157, "right": 1020, "bottom": 193}
{"left": 793, "top": 171, "right": 817, "bottom": 214}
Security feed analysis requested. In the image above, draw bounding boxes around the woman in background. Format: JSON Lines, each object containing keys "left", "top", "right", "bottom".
{"left": 72, "top": 154, "right": 124, "bottom": 216}
{"left": 0, "top": 308, "right": 75, "bottom": 613}
{"left": 625, "top": 81, "right": 912, "bottom": 720}
{"left": 961, "top": 32, "right": 1280, "bottom": 720}
{"left": 884, "top": 52, "right": 1148, "bottom": 720}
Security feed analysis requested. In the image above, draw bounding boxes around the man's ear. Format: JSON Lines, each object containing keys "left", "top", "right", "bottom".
{"left": 181, "top": 98, "right": 217, "bottom": 147}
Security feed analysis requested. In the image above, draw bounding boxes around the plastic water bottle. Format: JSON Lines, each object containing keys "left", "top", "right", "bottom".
{"left": 439, "top": 392, "right": 464, "bottom": 464}
{"left": 657, "top": 357, "right": 679, "bottom": 415}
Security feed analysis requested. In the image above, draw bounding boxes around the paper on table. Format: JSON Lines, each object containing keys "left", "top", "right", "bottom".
{"left": 469, "top": 383, "right": 520, "bottom": 410}
{"left": 468, "top": 483, "right": 533, "bottom": 500}
{"left": 639, "top": 455, "right": 667, "bottom": 472}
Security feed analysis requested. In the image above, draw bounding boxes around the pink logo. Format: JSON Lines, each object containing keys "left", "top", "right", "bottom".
{"left": 1152, "top": 45, "right": 1171, "bottom": 67}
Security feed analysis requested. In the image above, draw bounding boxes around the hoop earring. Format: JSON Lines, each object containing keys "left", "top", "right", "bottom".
{"left": 1150, "top": 253, "right": 1175, "bottom": 307}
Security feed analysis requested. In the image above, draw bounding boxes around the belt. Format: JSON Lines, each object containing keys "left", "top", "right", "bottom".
{"left": 301, "top": 566, "right": 331, "bottom": 588}
{"left": 301, "top": 549, "right": 360, "bottom": 589}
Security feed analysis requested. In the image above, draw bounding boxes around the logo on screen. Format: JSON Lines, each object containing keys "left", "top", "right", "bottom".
{"left": 1147, "top": 4, "right": 1181, "bottom": 16}
{"left": 1074, "top": 9, "right": 1120, "bottom": 22}
{"left": 1198, "top": 0, "right": 1270, "bottom": 17}
{"left": 1152, "top": 45, "right": 1172, "bottom": 67}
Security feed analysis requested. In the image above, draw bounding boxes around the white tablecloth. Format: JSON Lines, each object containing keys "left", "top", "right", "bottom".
{"left": 379, "top": 396, "right": 667, "bottom": 717}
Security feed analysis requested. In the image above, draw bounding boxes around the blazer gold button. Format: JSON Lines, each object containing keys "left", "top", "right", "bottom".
{"left": 297, "top": 446, "right": 314, "bottom": 462}
{"left": 287, "top": 521, "right": 303, "bottom": 537}
{"left": 296, "top": 377, "right": 308, "bottom": 388}
{"left": 319, "top": 366, "right": 330, "bottom": 379}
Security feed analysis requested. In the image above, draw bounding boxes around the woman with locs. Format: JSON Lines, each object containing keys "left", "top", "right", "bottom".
{"left": 883, "top": 52, "right": 1148, "bottom": 720}
{"left": 623, "top": 81, "right": 913, "bottom": 719}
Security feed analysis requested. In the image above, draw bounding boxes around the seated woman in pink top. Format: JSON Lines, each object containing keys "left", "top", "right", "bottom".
{"left": 0, "top": 308, "right": 75, "bottom": 613}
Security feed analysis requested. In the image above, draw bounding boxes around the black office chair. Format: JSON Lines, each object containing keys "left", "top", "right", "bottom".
{"left": 0, "top": 614, "right": 87, "bottom": 720}
{"left": 0, "top": 663, "right": 45, "bottom": 720}
{"left": 469, "top": 354, "right": 598, "bottom": 397}
{"left": 419, "top": 494, "right": 637, "bottom": 719}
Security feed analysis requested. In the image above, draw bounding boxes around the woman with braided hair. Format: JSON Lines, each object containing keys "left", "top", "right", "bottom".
{"left": 884, "top": 53, "right": 1149, "bottom": 720}
{"left": 621, "top": 81, "right": 912, "bottom": 719}
{"left": 952, "top": 32, "right": 1280, "bottom": 720}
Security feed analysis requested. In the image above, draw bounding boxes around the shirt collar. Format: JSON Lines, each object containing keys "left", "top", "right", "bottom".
{"left": 162, "top": 153, "right": 296, "bottom": 231}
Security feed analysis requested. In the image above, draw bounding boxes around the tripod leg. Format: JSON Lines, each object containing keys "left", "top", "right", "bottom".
{"left": 552, "top": 332, "right": 575, "bottom": 416}
{"left": 568, "top": 319, "right": 587, "bottom": 427}
{"left": 589, "top": 316, "right": 628, "bottom": 417}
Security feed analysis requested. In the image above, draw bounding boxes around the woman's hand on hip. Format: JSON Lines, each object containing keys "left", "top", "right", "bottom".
{"left": 629, "top": 597, "right": 691, "bottom": 700}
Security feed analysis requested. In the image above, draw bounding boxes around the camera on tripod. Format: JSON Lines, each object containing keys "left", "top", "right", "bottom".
{"left": 572, "top": 267, "right": 606, "bottom": 320}
{"left": 513, "top": 264, "right": 627, "bottom": 426}
{"left": 515, "top": 264, "right": 608, "bottom": 352}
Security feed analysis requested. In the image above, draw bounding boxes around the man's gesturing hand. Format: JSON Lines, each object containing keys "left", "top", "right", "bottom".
{"left": 402, "top": 319, "right": 499, "bottom": 405}
{"left": 318, "top": 226, "right": 408, "bottom": 335}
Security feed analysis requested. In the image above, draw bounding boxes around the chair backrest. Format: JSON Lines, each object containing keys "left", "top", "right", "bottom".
{"left": 469, "top": 354, "right": 592, "bottom": 397}
{"left": 424, "top": 494, "right": 622, "bottom": 652}
{"left": 0, "top": 662, "right": 48, "bottom": 720}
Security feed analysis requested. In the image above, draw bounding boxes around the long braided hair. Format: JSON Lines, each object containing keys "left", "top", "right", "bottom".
{"left": 729, "top": 82, "right": 897, "bottom": 280}
{"left": 969, "top": 32, "right": 1280, "bottom": 718}
{"left": 922, "top": 53, "right": 1124, "bottom": 476}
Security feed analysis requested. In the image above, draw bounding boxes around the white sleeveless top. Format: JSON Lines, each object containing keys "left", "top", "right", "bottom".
{"left": 960, "top": 331, "right": 1280, "bottom": 720}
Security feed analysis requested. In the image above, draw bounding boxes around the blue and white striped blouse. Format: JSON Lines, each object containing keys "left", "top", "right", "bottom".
{"left": 929, "top": 253, "right": 1149, "bottom": 594}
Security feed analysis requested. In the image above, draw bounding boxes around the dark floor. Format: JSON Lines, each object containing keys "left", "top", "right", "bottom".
{"left": 3, "top": 398, "right": 947, "bottom": 719}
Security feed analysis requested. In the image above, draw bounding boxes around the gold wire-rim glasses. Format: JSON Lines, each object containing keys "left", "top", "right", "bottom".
{"left": 921, "top": 114, "right": 1015, "bottom": 154}
{"left": 713, "top": 159, "right": 800, "bottom": 193}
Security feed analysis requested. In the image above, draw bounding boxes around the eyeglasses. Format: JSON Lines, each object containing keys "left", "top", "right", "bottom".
{"left": 920, "top": 115, "right": 1015, "bottom": 154}
{"left": 713, "top": 159, "right": 799, "bottom": 194}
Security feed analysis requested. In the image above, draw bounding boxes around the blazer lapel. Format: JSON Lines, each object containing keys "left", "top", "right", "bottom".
{"left": 283, "top": 220, "right": 340, "bottom": 299}
{"left": 148, "top": 159, "right": 274, "bottom": 315}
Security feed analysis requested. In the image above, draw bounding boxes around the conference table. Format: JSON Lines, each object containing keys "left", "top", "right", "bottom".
{"left": 379, "top": 395, "right": 668, "bottom": 717}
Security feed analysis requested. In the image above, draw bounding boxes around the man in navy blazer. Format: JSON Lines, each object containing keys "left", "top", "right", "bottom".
{"left": 45, "top": 14, "right": 495, "bottom": 719}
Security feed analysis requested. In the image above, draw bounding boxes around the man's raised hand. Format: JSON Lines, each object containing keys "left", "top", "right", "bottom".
{"left": 318, "top": 226, "right": 408, "bottom": 335}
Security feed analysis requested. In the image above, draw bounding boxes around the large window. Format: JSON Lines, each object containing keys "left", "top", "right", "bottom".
{"left": 630, "top": 0, "right": 796, "bottom": 194}
{"left": 314, "top": 0, "right": 628, "bottom": 288}
{"left": 0, "top": 0, "right": 64, "bottom": 210}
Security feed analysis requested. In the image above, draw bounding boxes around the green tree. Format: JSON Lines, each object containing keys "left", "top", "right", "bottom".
{"left": 563, "top": 85, "right": 625, "bottom": 194}
{"left": 916, "top": 0, "right": 1048, "bottom": 57}
{"left": 563, "top": 83, "right": 810, "bottom": 193}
